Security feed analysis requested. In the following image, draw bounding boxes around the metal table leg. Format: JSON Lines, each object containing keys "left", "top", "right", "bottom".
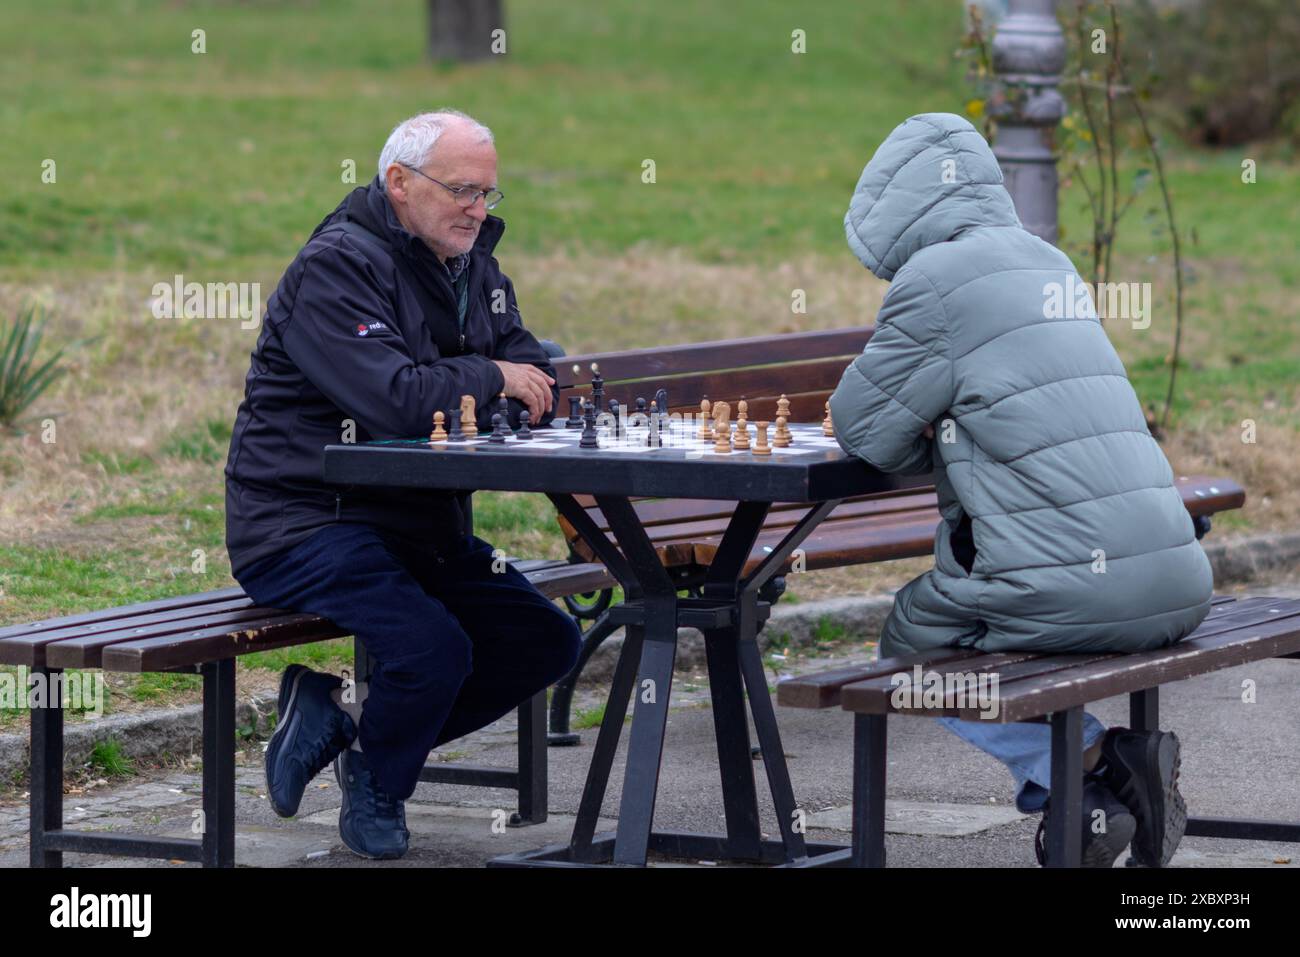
{"left": 490, "top": 495, "right": 848, "bottom": 868}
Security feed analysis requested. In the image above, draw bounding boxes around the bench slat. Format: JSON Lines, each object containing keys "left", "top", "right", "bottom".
{"left": 0, "top": 596, "right": 258, "bottom": 668}
{"left": 555, "top": 326, "right": 872, "bottom": 387}
{"left": 525, "top": 562, "right": 617, "bottom": 599}
{"left": 777, "top": 649, "right": 997, "bottom": 708}
{"left": 561, "top": 358, "right": 855, "bottom": 417}
{"left": 45, "top": 606, "right": 322, "bottom": 669}
{"left": 975, "top": 608, "right": 1300, "bottom": 722}
{"left": 776, "top": 597, "right": 1248, "bottom": 708}
{"left": 0, "top": 587, "right": 246, "bottom": 644}
{"left": 101, "top": 613, "right": 351, "bottom": 672}
{"left": 840, "top": 652, "right": 1121, "bottom": 715}
{"left": 836, "top": 598, "right": 1300, "bottom": 721}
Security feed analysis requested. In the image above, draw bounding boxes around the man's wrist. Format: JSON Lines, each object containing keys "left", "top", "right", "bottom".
{"left": 486, "top": 358, "right": 507, "bottom": 399}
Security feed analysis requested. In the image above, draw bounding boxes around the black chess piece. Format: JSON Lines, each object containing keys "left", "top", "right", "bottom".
{"left": 517, "top": 409, "right": 533, "bottom": 439}
{"left": 608, "top": 399, "right": 621, "bottom": 438}
{"left": 566, "top": 395, "right": 583, "bottom": 429}
{"left": 635, "top": 397, "right": 647, "bottom": 415}
{"left": 448, "top": 407, "right": 465, "bottom": 441}
{"left": 591, "top": 366, "right": 604, "bottom": 413}
{"left": 646, "top": 401, "right": 662, "bottom": 447}
{"left": 498, "top": 393, "right": 509, "bottom": 423}
{"left": 654, "top": 388, "right": 670, "bottom": 437}
{"left": 579, "top": 400, "right": 599, "bottom": 449}
{"left": 489, "top": 413, "right": 507, "bottom": 443}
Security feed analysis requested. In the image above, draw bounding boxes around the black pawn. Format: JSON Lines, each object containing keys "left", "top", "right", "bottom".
{"left": 646, "top": 401, "right": 662, "bottom": 447}
{"left": 566, "top": 395, "right": 583, "bottom": 429}
{"left": 580, "top": 401, "right": 599, "bottom": 449}
{"left": 635, "top": 397, "right": 647, "bottom": 415}
{"left": 608, "top": 399, "right": 621, "bottom": 437}
{"left": 448, "top": 407, "right": 465, "bottom": 441}
{"left": 518, "top": 409, "right": 533, "bottom": 439}
{"left": 489, "top": 413, "right": 507, "bottom": 443}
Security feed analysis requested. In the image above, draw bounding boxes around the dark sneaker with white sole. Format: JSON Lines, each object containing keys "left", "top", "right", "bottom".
{"left": 1098, "top": 727, "right": 1187, "bottom": 867}
{"left": 265, "top": 665, "right": 357, "bottom": 818}
{"left": 1035, "top": 778, "right": 1137, "bottom": 867}
{"left": 334, "top": 747, "right": 409, "bottom": 860}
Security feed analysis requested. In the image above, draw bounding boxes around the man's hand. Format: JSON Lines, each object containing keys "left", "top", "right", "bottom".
{"left": 492, "top": 360, "right": 555, "bottom": 421}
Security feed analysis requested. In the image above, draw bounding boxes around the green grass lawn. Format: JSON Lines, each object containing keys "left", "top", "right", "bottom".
{"left": 1, "top": 0, "right": 1297, "bottom": 661}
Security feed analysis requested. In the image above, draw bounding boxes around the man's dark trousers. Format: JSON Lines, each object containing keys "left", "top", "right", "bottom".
{"left": 235, "top": 523, "right": 582, "bottom": 801}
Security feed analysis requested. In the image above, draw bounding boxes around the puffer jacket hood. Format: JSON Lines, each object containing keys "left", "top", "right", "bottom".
{"left": 829, "top": 112, "right": 1213, "bottom": 658}
{"left": 844, "top": 113, "right": 1021, "bottom": 280}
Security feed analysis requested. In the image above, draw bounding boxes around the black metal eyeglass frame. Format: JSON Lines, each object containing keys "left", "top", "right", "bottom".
{"left": 400, "top": 163, "right": 504, "bottom": 210}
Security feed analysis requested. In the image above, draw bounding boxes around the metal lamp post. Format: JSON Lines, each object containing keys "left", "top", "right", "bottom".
{"left": 990, "top": 0, "right": 1067, "bottom": 244}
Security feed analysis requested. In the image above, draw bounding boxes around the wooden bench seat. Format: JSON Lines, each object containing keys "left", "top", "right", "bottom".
{"left": 558, "top": 476, "right": 1244, "bottom": 577}
{"left": 775, "top": 595, "right": 1300, "bottom": 867}
{"left": 0, "top": 560, "right": 612, "bottom": 673}
{"left": 2, "top": 558, "right": 615, "bottom": 868}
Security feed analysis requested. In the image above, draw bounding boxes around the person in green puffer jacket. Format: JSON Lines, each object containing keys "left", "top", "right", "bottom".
{"left": 829, "top": 113, "right": 1210, "bottom": 867}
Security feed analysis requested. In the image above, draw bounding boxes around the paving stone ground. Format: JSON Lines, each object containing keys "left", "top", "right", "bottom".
{"left": 1, "top": 587, "right": 1297, "bottom": 869}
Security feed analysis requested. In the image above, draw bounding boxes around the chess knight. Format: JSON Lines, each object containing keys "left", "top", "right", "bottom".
{"left": 222, "top": 111, "right": 578, "bottom": 861}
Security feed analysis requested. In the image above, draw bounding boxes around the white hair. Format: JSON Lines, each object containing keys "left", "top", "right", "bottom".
{"left": 377, "top": 110, "right": 495, "bottom": 190}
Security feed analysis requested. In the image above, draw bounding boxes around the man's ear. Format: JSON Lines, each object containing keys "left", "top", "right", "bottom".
{"left": 384, "top": 165, "right": 410, "bottom": 203}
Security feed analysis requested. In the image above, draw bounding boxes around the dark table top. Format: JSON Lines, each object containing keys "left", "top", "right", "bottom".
{"left": 324, "top": 420, "right": 900, "bottom": 502}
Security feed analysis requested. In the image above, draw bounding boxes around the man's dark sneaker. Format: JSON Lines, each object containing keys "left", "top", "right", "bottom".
{"left": 1098, "top": 727, "right": 1186, "bottom": 867}
{"left": 265, "top": 665, "right": 357, "bottom": 818}
{"left": 1035, "top": 778, "right": 1137, "bottom": 867}
{"left": 334, "top": 747, "right": 409, "bottom": 860}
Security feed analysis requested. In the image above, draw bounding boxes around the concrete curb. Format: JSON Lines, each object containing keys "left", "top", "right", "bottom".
{"left": 0, "top": 693, "right": 277, "bottom": 790}
{"left": 1, "top": 530, "right": 1296, "bottom": 783}
{"left": 1202, "top": 530, "right": 1300, "bottom": 584}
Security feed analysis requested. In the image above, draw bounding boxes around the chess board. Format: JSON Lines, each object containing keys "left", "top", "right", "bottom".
{"left": 410, "top": 419, "right": 843, "bottom": 457}
{"left": 326, "top": 418, "right": 899, "bottom": 503}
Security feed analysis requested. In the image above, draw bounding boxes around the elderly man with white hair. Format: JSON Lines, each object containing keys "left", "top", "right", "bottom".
{"left": 223, "top": 110, "right": 580, "bottom": 859}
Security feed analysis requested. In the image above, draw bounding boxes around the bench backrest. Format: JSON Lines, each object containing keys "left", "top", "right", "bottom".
{"left": 556, "top": 325, "right": 875, "bottom": 423}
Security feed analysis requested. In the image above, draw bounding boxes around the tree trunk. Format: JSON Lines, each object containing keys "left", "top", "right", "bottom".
{"left": 427, "top": 0, "right": 504, "bottom": 62}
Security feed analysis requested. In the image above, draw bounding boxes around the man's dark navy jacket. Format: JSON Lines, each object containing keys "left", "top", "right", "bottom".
{"left": 224, "top": 177, "right": 559, "bottom": 578}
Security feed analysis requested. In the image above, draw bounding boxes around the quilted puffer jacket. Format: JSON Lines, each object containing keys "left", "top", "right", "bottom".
{"left": 829, "top": 113, "right": 1213, "bottom": 656}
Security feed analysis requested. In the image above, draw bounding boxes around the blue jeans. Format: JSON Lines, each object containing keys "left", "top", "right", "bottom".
{"left": 937, "top": 714, "right": 1108, "bottom": 812}
{"left": 235, "top": 523, "right": 581, "bottom": 801}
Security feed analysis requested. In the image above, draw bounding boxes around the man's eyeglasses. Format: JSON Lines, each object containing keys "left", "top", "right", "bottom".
{"left": 400, "top": 164, "right": 504, "bottom": 210}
